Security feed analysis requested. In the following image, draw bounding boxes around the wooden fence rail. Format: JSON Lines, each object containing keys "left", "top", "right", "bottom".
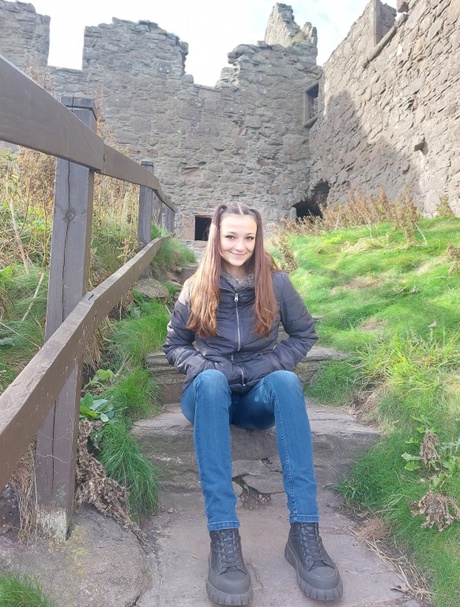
{"left": 0, "top": 238, "right": 164, "bottom": 492}
{"left": 0, "top": 57, "right": 174, "bottom": 207}
{"left": 0, "top": 54, "right": 175, "bottom": 537}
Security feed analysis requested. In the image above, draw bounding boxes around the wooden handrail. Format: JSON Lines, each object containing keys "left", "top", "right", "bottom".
{"left": 0, "top": 55, "right": 175, "bottom": 211}
{"left": 0, "top": 55, "right": 176, "bottom": 535}
{"left": 0, "top": 237, "right": 166, "bottom": 491}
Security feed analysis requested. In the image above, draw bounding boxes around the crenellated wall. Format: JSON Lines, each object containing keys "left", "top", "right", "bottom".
{"left": 0, "top": 0, "right": 459, "bottom": 241}
{"left": 0, "top": 1, "right": 320, "bottom": 243}
{"left": 0, "top": 0, "right": 49, "bottom": 68}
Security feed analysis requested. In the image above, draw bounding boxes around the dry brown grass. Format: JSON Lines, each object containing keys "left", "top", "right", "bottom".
{"left": 351, "top": 516, "right": 433, "bottom": 604}
{"left": 9, "top": 445, "right": 37, "bottom": 543}
{"left": 277, "top": 187, "right": 425, "bottom": 243}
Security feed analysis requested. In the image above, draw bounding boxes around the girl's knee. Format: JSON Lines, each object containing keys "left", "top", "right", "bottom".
{"left": 269, "top": 370, "right": 302, "bottom": 389}
{"left": 193, "top": 369, "right": 230, "bottom": 398}
{"left": 195, "top": 369, "right": 228, "bottom": 387}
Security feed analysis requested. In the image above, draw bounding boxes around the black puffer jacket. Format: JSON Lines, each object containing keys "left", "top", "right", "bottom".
{"left": 163, "top": 271, "right": 318, "bottom": 394}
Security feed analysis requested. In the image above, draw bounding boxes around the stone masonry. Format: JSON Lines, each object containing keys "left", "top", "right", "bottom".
{"left": 0, "top": 0, "right": 459, "bottom": 245}
{"left": 308, "top": 0, "right": 460, "bottom": 217}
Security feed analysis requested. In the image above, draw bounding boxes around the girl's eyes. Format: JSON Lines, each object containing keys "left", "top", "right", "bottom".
{"left": 224, "top": 235, "right": 254, "bottom": 240}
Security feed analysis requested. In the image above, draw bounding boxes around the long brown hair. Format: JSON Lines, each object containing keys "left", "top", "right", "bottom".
{"left": 186, "top": 203, "right": 278, "bottom": 337}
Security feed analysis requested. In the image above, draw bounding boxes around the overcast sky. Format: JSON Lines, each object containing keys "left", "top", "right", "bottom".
{"left": 30, "top": 0, "right": 397, "bottom": 86}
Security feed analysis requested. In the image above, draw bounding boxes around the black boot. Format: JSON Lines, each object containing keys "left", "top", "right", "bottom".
{"left": 285, "top": 523, "right": 343, "bottom": 601}
{"left": 206, "top": 528, "right": 253, "bottom": 606}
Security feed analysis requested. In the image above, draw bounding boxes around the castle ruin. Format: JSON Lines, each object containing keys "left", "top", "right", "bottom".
{"left": 0, "top": 0, "right": 459, "bottom": 246}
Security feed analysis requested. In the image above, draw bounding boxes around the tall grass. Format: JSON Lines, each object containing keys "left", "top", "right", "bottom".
{"left": 272, "top": 200, "right": 460, "bottom": 607}
{"left": 98, "top": 420, "right": 159, "bottom": 514}
{"left": 1, "top": 145, "right": 192, "bottom": 532}
{"left": 107, "top": 299, "right": 170, "bottom": 368}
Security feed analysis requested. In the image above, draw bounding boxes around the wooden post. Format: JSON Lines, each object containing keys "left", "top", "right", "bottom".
{"left": 165, "top": 206, "right": 175, "bottom": 234}
{"left": 138, "top": 161, "right": 154, "bottom": 279}
{"left": 152, "top": 192, "right": 162, "bottom": 225}
{"left": 35, "top": 97, "right": 97, "bottom": 539}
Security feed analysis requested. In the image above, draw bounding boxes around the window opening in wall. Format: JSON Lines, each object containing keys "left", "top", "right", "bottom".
{"left": 294, "top": 180, "right": 330, "bottom": 219}
{"left": 195, "top": 215, "right": 211, "bottom": 241}
{"left": 304, "top": 82, "right": 319, "bottom": 128}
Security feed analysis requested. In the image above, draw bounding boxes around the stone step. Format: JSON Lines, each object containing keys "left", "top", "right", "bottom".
{"left": 146, "top": 345, "right": 350, "bottom": 405}
{"left": 132, "top": 403, "right": 380, "bottom": 497}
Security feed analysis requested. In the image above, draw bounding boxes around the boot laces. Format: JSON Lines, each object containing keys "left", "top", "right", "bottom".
{"left": 213, "top": 529, "right": 244, "bottom": 572}
{"left": 298, "top": 524, "right": 332, "bottom": 568}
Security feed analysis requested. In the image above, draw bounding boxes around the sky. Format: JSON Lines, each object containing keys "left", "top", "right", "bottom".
{"left": 30, "top": 0, "right": 398, "bottom": 87}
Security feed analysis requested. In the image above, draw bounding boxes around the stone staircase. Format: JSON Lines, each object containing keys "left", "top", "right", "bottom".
{"left": 136, "top": 264, "right": 380, "bottom": 499}
{"left": 145, "top": 333, "right": 348, "bottom": 404}
{"left": 137, "top": 345, "right": 380, "bottom": 499}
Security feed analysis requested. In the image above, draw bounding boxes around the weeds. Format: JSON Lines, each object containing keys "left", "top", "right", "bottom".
{"left": 401, "top": 416, "right": 460, "bottom": 531}
{"left": 0, "top": 148, "right": 54, "bottom": 268}
{"left": 356, "top": 330, "right": 460, "bottom": 398}
{"left": 75, "top": 419, "right": 147, "bottom": 542}
{"left": 1, "top": 144, "right": 187, "bottom": 538}
{"left": 437, "top": 196, "right": 455, "bottom": 218}
{"left": 98, "top": 420, "right": 159, "bottom": 515}
{"left": 151, "top": 224, "right": 196, "bottom": 275}
{"left": 105, "top": 367, "right": 161, "bottom": 421}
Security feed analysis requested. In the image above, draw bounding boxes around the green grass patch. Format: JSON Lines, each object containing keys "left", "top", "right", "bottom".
{"left": 99, "top": 420, "right": 159, "bottom": 514}
{"left": 105, "top": 367, "right": 161, "bottom": 421}
{"left": 0, "top": 318, "right": 44, "bottom": 393}
{"left": 305, "top": 360, "right": 359, "bottom": 407}
{"left": 338, "top": 434, "right": 460, "bottom": 607}
{"left": 276, "top": 216, "right": 460, "bottom": 607}
{"left": 108, "top": 299, "right": 169, "bottom": 367}
{"left": 151, "top": 225, "right": 196, "bottom": 273}
{"left": 0, "top": 571, "right": 54, "bottom": 607}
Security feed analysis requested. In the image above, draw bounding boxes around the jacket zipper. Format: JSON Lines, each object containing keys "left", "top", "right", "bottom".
{"left": 233, "top": 292, "right": 245, "bottom": 385}
{"left": 234, "top": 293, "right": 241, "bottom": 351}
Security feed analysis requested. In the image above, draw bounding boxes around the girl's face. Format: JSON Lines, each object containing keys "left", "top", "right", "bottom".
{"left": 219, "top": 213, "right": 257, "bottom": 279}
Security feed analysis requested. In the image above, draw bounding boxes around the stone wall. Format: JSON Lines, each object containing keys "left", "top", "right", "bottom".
{"left": 0, "top": 0, "right": 459, "bottom": 239}
{"left": 308, "top": 0, "right": 460, "bottom": 216}
{"left": 0, "top": 0, "right": 49, "bottom": 69}
{"left": 0, "top": 1, "right": 320, "bottom": 245}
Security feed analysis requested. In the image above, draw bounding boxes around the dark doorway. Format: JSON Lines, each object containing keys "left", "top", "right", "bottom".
{"left": 294, "top": 181, "right": 330, "bottom": 219}
{"left": 195, "top": 216, "right": 211, "bottom": 241}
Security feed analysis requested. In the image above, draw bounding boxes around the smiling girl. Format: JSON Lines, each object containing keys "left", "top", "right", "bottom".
{"left": 163, "top": 202, "right": 342, "bottom": 605}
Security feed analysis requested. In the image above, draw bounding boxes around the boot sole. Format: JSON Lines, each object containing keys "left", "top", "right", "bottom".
{"left": 285, "top": 541, "right": 343, "bottom": 601}
{"left": 206, "top": 579, "right": 253, "bottom": 606}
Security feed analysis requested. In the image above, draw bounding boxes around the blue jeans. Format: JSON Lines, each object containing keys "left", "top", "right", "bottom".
{"left": 181, "top": 369, "right": 319, "bottom": 531}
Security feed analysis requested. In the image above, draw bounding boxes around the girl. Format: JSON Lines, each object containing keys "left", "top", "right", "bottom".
{"left": 163, "top": 203, "right": 342, "bottom": 605}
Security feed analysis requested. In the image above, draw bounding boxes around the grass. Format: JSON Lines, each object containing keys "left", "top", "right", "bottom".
{"left": 1, "top": 148, "right": 192, "bottom": 528}
{"left": 105, "top": 367, "right": 161, "bottom": 421}
{"left": 304, "top": 359, "right": 359, "bottom": 407}
{"left": 271, "top": 210, "right": 460, "bottom": 607}
{"left": 98, "top": 420, "right": 159, "bottom": 514}
{"left": 107, "top": 298, "right": 170, "bottom": 367}
{"left": 0, "top": 571, "right": 54, "bottom": 607}
{"left": 150, "top": 223, "right": 196, "bottom": 274}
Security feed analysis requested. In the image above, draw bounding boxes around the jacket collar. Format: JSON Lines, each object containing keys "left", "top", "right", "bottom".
{"left": 221, "top": 271, "right": 255, "bottom": 292}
